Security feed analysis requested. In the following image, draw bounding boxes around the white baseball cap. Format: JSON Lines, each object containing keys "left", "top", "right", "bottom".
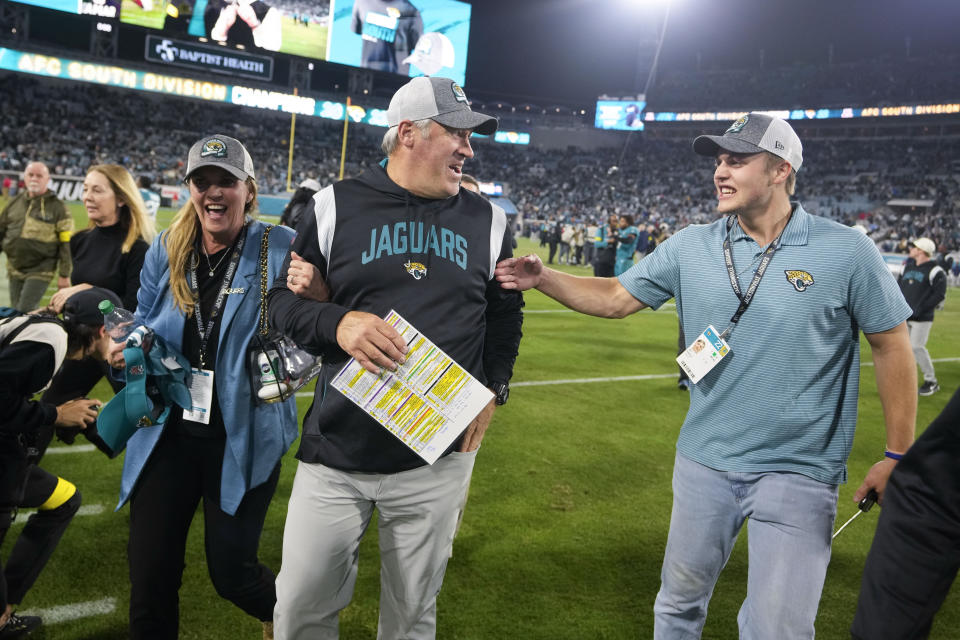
{"left": 913, "top": 237, "right": 936, "bottom": 256}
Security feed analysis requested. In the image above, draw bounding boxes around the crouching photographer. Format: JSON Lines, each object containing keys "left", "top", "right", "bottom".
{"left": 0, "top": 287, "right": 121, "bottom": 638}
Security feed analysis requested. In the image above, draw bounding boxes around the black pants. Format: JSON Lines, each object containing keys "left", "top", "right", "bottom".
{"left": 548, "top": 241, "right": 558, "bottom": 264}
{"left": 127, "top": 428, "right": 281, "bottom": 640}
{"left": 850, "top": 387, "right": 960, "bottom": 639}
{"left": 0, "top": 465, "right": 81, "bottom": 610}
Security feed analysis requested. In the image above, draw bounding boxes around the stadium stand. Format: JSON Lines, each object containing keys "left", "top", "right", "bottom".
{"left": 1, "top": 57, "right": 958, "bottom": 256}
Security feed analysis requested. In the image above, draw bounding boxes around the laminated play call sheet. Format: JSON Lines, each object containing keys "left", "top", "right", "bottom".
{"left": 330, "top": 310, "right": 494, "bottom": 463}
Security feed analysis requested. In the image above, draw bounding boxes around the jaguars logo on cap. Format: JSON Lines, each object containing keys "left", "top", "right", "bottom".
{"left": 451, "top": 82, "right": 468, "bottom": 103}
{"left": 200, "top": 138, "right": 227, "bottom": 158}
{"left": 784, "top": 269, "right": 814, "bottom": 292}
{"left": 726, "top": 115, "right": 749, "bottom": 134}
{"left": 404, "top": 261, "right": 427, "bottom": 280}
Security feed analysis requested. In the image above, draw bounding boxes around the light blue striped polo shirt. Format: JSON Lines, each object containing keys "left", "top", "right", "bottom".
{"left": 618, "top": 203, "right": 911, "bottom": 484}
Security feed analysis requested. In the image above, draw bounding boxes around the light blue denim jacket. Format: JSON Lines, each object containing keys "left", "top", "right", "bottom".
{"left": 118, "top": 220, "right": 298, "bottom": 515}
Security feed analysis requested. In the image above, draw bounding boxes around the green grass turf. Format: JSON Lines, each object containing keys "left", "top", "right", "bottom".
{"left": 278, "top": 17, "right": 328, "bottom": 60}
{"left": 119, "top": 0, "right": 167, "bottom": 30}
{"left": 1, "top": 207, "right": 958, "bottom": 638}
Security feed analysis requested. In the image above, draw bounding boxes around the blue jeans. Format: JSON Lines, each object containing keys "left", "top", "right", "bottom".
{"left": 654, "top": 453, "right": 838, "bottom": 640}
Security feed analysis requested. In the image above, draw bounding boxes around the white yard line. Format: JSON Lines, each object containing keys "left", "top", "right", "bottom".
{"left": 513, "top": 374, "right": 677, "bottom": 387}
{"left": 19, "top": 597, "right": 117, "bottom": 625}
{"left": 525, "top": 303, "right": 675, "bottom": 313}
{"left": 11, "top": 504, "right": 105, "bottom": 526}
{"left": 45, "top": 444, "right": 96, "bottom": 454}
{"left": 294, "top": 356, "right": 960, "bottom": 397}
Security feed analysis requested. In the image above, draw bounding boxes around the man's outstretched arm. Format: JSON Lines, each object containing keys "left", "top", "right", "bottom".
{"left": 854, "top": 322, "right": 917, "bottom": 505}
{"left": 495, "top": 253, "right": 646, "bottom": 319}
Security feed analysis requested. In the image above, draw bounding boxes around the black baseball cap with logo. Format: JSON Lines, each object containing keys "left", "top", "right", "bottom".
{"left": 184, "top": 134, "right": 256, "bottom": 182}
{"left": 386, "top": 77, "right": 498, "bottom": 136}
{"left": 62, "top": 287, "right": 122, "bottom": 327}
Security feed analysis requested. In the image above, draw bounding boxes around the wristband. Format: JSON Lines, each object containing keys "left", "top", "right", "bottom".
{"left": 884, "top": 450, "right": 904, "bottom": 461}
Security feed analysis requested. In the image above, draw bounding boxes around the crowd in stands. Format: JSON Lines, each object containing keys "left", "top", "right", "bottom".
{"left": 272, "top": 0, "right": 330, "bottom": 21}
{"left": 1, "top": 72, "right": 958, "bottom": 257}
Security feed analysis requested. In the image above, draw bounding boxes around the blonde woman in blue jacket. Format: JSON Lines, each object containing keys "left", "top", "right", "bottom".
{"left": 118, "top": 134, "right": 298, "bottom": 639}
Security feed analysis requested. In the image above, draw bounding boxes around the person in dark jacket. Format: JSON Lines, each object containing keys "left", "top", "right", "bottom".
{"left": 43, "top": 164, "right": 155, "bottom": 453}
{"left": 898, "top": 237, "right": 947, "bottom": 396}
{"left": 0, "top": 288, "right": 117, "bottom": 638}
{"left": 850, "top": 386, "right": 960, "bottom": 639}
{"left": 351, "top": 0, "right": 422, "bottom": 75}
{"left": 0, "top": 162, "right": 73, "bottom": 312}
{"left": 278, "top": 179, "right": 321, "bottom": 232}
{"left": 268, "top": 77, "right": 523, "bottom": 639}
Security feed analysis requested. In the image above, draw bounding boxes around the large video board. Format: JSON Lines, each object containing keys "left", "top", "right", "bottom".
{"left": 595, "top": 99, "right": 646, "bottom": 131}
{"left": 115, "top": 0, "right": 471, "bottom": 85}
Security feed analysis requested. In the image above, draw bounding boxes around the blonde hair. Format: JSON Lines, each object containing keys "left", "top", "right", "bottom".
{"left": 765, "top": 153, "right": 797, "bottom": 196}
{"left": 163, "top": 178, "right": 259, "bottom": 315}
{"left": 86, "top": 164, "right": 157, "bottom": 252}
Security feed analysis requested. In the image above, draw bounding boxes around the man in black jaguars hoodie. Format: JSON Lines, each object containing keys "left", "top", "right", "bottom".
{"left": 268, "top": 76, "right": 523, "bottom": 639}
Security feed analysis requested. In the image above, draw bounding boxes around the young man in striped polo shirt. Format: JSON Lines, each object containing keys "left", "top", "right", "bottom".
{"left": 495, "top": 113, "right": 917, "bottom": 640}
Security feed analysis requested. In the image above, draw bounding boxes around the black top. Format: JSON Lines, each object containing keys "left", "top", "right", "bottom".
{"left": 898, "top": 258, "right": 947, "bottom": 322}
{"left": 70, "top": 223, "right": 149, "bottom": 311}
{"left": 267, "top": 163, "right": 524, "bottom": 473}
{"left": 0, "top": 317, "right": 65, "bottom": 438}
{"left": 168, "top": 244, "right": 234, "bottom": 439}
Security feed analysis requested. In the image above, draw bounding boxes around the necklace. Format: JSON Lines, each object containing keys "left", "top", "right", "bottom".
{"left": 202, "top": 244, "right": 230, "bottom": 276}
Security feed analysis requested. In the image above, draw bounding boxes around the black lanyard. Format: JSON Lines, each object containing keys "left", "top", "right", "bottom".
{"left": 188, "top": 223, "right": 247, "bottom": 369}
{"left": 720, "top": 213, "right": 790, "bottom": 339}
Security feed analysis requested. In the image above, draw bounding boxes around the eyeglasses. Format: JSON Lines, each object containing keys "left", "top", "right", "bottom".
{"left": 186, "top": 175, "right": 240, "bottom": 191}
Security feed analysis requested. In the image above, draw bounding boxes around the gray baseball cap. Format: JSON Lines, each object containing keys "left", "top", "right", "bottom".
{"left": 693, "top": 112, "right": 803, "bottom": 171}
{"left": 184, "top": 134, "right": 256, "bottom": 182}
{"left": 386, "top": 77, "right": 498, "bottom": 136}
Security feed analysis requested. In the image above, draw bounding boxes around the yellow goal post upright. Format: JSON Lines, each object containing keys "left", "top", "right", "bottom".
{"left": 285, "top": 88, "right": 298, "bottom": 192}
{"left": 339, "top": 97, "right": 351, "bottom": 181}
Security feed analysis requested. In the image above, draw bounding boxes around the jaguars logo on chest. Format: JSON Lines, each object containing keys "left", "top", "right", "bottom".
{"left": 784, "top": 269, "right": 815, "bottom": 292}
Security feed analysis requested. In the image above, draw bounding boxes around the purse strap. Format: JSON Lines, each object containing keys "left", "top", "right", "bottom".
{"left": 257, "top": 224, "right": 273, "bottom": 337}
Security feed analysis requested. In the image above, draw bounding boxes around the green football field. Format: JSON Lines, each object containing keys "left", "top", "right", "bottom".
{"left": 2, "top": 200, "right": 958, "bottom": 638}
{"left": 119, "top": 0, "right": 167, "bottom": 30}
{"left": 278, "top": 16, "right": 328, "bottom": 60}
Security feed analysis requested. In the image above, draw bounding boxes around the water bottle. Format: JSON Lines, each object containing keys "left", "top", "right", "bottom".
{"left": 99, "top": 299, "right": 136, "bottom": 342}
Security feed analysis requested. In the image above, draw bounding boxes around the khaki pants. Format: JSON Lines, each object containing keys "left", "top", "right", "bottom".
{"left": 274, "top": 451, "right": 477, "bottom": 640}
{"left": 907, "top": 320, "right": 936, "bottom": 383}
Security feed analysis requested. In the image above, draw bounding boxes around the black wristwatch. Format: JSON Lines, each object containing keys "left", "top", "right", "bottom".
{"left": 490, "top": 381, "right": 509, "bottom": 406}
